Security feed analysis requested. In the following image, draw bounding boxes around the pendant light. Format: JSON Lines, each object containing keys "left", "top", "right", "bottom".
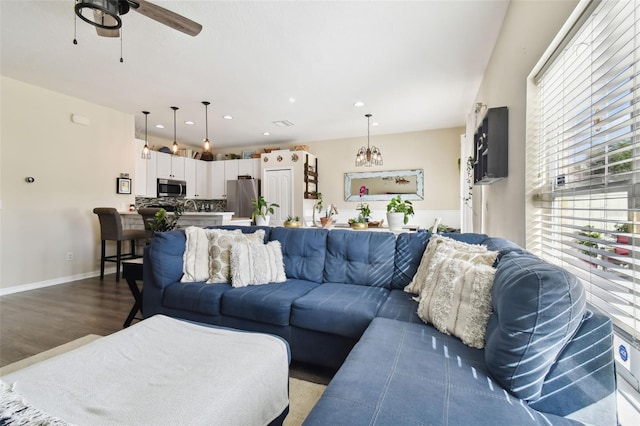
{"left": 355, "top": 114, "right": 383, "bottom": 167}
{"left": 141, "top": 110, "right": 151, "bottom": 159}
{"left": 171, "top": 106, "right": 179, "bottom": 155}
{"left": 202, "top": 101, "right": 211, "bottom": 152}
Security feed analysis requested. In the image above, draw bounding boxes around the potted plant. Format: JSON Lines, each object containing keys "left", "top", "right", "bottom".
{"left": 386, "top": 195, "right": 414, "bottom": 231}
{"left": 614, "top": 223, "right": 630, "bottom": 255}
{"left": 251, "top": 196, "right": 279, "bottom": 226}
{"left": 146, "top": 205, "right": 183, "bottom": 233}
{"left": 348, "top": 215, "right": 367, "bottom": 230}
{"left": 356, "top": 202, "right": 371, "bottom": 222}
{"left": 320, "top": 205, "right": 338, "bottom": 227}
{"left": 284, "top": 215, "right": 302, "bottom": 228}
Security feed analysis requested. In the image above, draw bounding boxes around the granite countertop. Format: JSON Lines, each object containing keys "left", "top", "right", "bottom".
{"left": 121, "top": 211, "right": 234, "bottom": 217}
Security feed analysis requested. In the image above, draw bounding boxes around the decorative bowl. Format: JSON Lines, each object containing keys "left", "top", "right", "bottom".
{"left": 284, "top": 221, "right": 302, "bottom": 228}
{"left": 350, "top": 222, "right": 367, "bottom": 230}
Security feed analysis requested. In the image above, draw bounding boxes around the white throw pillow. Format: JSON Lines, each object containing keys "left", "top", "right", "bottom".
{"left": 417, "top": 255, "right": 496, "bottom": 349}
{"left": 207, "top": 229, "right": 265, "bottom": 283}
{"left": 404, "top": 234, "right": 495, "bottom": 295}
{"left": 230, "top": 240, "right": 286, "bottom": 287}
{"left": 181, "top": 227, "right": 230, "bottom": 283}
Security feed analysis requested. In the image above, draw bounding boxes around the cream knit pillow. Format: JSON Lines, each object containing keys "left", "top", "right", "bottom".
{"left": 404, "top": 234, "right": 496, "bottom": 295}
{"left": 417, "top": 254, "right": 496, "bottom": 349}
{"left": 207, "top": 229, "right": 265, "bottom": 283}
{"left": 230, "top": 240, "right": 286, "bottom": 287}
{"left": 181, "top": 226, "right": 215, "bottom": 283}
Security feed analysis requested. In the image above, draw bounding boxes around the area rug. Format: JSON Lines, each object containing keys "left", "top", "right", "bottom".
{"left": 0, "top": 335, "right": 326, "bottom": 426}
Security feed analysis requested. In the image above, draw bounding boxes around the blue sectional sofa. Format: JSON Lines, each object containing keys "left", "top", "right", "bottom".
{"left": 143, "top": 226, "right": 617, "bottom": 425}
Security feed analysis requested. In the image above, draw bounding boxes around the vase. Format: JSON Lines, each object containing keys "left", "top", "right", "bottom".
{"left": 320, "top": 217, "right": 333, "bottom": 228}
{"left": 386, "top": 212, "right": 405, "bottom": 231}
{"left": 255, "top": 215, "right": 270, "bottom": 226}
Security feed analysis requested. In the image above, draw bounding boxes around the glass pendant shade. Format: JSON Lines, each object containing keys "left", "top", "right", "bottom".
{"left": 355, "top": 114, "right": 383, "bottom": 167}
{"left": 202, "top": 101, "right": 211, "bottom": 152}
{"left": 141, "top": 111, "right": 151, "bottom": 160}
{"left": 171, "top": 106, "right": 179, "bottom": 155}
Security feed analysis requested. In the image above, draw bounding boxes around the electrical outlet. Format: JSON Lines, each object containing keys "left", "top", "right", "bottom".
{"left": 66, "top": 252, "right": 73, "bottom": 261}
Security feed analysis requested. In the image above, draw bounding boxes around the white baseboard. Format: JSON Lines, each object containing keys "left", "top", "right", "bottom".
{"left": 0, "top": 267, "right": 118, "bottom": 296}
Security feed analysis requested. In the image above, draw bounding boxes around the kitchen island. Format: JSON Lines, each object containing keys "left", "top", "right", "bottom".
{"left": 121, "top": 211, "right": 251, "bottom": 230}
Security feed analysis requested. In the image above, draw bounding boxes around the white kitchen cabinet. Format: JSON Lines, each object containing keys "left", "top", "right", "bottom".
{"left": 210, "top": 161, "right": 226, "bottom": 199}
{"left": 224, "top": 159, "right": 239, "bottom": 182}
{"left": 156, "top": 152, "right": 185, "bottom": 180}
{"left": 134, "top": 139, "right": 157, "bottom": 197}
{"left": 238, "top": 158, "right": 260, "bottom": 179}
{"left": 185, "top": 158, "right": 212, "bottom": 199}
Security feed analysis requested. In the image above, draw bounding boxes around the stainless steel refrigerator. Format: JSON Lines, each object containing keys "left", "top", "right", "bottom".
{"left": 226, "top": 179, "right": 260, "bottom": 218}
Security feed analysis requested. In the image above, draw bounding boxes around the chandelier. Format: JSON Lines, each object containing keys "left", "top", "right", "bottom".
{"left": 355, "top": 114, "right": 382, "bottom": 167}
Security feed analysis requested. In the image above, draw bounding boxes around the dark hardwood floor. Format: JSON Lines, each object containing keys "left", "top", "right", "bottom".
{"left": 0, "top": 275, "right": 133, "bottom": 367}
{"left": 0, "top": 274, "right": 335, "bottom": 384}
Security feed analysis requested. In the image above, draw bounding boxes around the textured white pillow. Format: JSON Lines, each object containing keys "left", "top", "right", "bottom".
{"left": 230, "top": 240, "right": 286, "bottom": 287}
{"left": 404, "top": 234, "right": 495, "bottom": 295}
{"left": 207, "top": 229, "right": 265, "bottom": 283}
{"left": 181, "top": 226, "right": 215, "bottom": 282}
{"left": 417, "top": 255, "right": 496, "bottom": 349}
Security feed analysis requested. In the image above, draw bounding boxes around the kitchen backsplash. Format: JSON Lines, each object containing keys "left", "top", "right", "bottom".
{"left": 135, "top": 197, "right": 227, "bottom": 212}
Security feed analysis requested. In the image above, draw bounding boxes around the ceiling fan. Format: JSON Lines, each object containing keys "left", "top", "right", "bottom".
{"left": 74, "top": 0, "right": 202, "bottom": 38}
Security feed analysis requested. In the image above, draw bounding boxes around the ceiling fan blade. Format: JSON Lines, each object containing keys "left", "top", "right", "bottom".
{"left": 130, "top": 0, "right": 202, "bottom": 37}
{"left": 93, "top": 9, "right": 120, "bottom": 37}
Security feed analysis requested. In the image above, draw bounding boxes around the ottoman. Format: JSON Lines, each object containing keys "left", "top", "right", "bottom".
{"left": 0, "top": 315, "right": 290, "bottom": 425}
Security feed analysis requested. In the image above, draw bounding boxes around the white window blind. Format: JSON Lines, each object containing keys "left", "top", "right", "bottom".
{"left": 530, "top": 0, "right": 639, "bottom": 343}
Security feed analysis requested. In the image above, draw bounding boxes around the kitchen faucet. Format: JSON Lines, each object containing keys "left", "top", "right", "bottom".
{"left": 184, "top": 198, "right": 198, "bottom": 212}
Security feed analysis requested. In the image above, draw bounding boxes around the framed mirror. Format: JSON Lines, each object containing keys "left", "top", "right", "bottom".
{"left": 344, "top": 169, "right": 424, "bottom": 201}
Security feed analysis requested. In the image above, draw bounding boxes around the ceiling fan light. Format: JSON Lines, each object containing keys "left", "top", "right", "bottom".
{"left": 75, "top": 0, "right": 121, "bottom": 30}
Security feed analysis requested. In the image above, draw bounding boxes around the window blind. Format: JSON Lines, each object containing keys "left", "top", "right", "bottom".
{"left": 531, "top": 0, "right": 639, "bottom": 343}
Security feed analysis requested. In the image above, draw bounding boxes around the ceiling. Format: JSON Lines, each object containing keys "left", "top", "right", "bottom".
{"left": 0, "top": 1, "right": 510, "bottom": 149}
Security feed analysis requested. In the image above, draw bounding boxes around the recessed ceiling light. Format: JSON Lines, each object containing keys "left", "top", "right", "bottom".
{"left": 289, "top": 97, "right": 296, "bottom": 103}
{"left": 371, "top": 122, "right": 379, "bottom": 126}
{"left": 263, "top": 132, "right": 271, "bottom": 136}
{"left": 223, "top": 115, "right": 233, "bottom": 120}
{"left": 353, "top": 101, "right": 365, "bottom": 107}
{"left": 184, "top": 121, "right": 195, "bottom": 125}
{"left": 155, "top": 124, "right": 165, "bottom": 129}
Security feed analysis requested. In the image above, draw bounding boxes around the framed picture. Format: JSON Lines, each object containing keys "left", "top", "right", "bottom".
{"left": 117, "top": 177, "right": 131, "bottom": 194}
{"left": 242, "top": 150, "right": 255, "bottom": 159}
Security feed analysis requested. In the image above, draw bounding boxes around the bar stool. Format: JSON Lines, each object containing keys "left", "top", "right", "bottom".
{"left": 93, "top": 207, "right": 149, "bottom": 281}
{"left": 138, "top": 207, "right": 163, "bottom": 233}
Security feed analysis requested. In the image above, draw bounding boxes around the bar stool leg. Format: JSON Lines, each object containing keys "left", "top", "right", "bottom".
{"left": 116, "top": 241, "right": 122, "bottom": 281}
{"left": 100, "top": 240, "right": 106, "bottom": 280}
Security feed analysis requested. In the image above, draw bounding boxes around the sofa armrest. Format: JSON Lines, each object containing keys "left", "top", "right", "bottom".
{"left": 529, "top": 309, "right": 617, "bottom": 425}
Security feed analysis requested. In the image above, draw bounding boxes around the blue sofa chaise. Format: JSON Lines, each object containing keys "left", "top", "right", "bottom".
{"left": 143, "top": 226, "right": 617, "bottom": 425}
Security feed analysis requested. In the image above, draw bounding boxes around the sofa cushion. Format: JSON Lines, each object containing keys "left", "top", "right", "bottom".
{"left": 484, "top": 252, "right": 586, "bottom": 401}
{"left": 417, "top": 254, "right": 496, "bottom": 349}
{"left": 163, "top": 281, "right": 232, "bottom": 316}
{"left": 481, "top": 236, "right": 530, "bottom": 263}
{"left": 230, "top": 240, "right": 286, "bottom": 287}
{"left": 221, "top": 279, "right": 318, "bottom": 326}
{"left": 290, "top": 283, "right": 389, "bottom": 338}
{"left": 269, "top": 227, "right": 328, "bottom": 283}
{"left": 304, "top": 317, "right": 577, "bottom": 426}
{"left": 376, "top": 289, "right": 421, "bottom": 324}
{"left": 391, "top": 231, "right": 431, "bottom": 290}
{"left": 148, "top": 230, "right": 187, "bottom": 288}
{"left": 324, "top": 230, "right": 396, "bottom": 288}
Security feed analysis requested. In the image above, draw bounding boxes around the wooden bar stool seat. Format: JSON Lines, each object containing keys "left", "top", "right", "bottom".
{"left": 93, "top": 207, "right": 149, "bottom": 281}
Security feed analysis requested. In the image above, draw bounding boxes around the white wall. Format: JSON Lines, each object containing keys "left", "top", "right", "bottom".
{"left": 304, "top": 127, "right": 463, "bottom": 229}
{"left": 470, "top": 0, "right": 578, "bottom": 245}
{"left": 0, "top": 76, "right": 135, "bottom": 292}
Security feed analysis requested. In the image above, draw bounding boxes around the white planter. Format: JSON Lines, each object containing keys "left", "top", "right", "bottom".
{"left": 386, "top": 212, "right": 405, "bottom": 231}
{"left": 255, "top": 215, "right": 270, "bottom": 226}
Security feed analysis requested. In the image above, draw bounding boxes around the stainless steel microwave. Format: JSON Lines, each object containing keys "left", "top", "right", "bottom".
{"left": 157, "top": 178, "right": 187, "bottom": 198}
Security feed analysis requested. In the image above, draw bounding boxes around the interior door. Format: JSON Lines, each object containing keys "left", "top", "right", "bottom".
{"left": 263, "top": 168, "right": 293, "bottom": 225}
